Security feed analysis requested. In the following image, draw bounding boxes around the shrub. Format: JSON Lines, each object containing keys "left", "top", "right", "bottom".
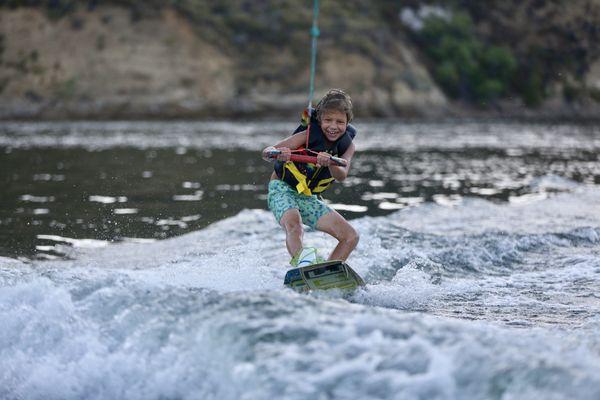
{"left": 514, "top": 65, "right": 545, "bottom": 106}
{"left": 417, "top": 12, "right": 518, "bottom": 103}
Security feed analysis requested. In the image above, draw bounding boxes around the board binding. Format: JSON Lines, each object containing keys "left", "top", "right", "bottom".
{"left": 284, "top": 260, "right": 365, "bottom": 292}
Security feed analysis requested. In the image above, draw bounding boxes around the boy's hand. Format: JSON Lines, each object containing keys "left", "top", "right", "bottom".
{"left": 276, "top": 147, "right": 292, "bottom": 162}
{"left": 316, "top": 152, "right": 332, "bottom": 167}
{"left": 262, "top": 146, "right": 278, "bottom": 161}
{"left": 262, "top": 146, "right": 292, "bottom": 162}
{"left": 316, "top": 152, "right": 347, "bottom": 167}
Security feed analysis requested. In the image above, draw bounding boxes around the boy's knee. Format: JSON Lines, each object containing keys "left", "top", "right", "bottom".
{"left": 288, "top": 222, "right": 303, "bottom": 236}
{"left": 348, "top": 229, "right": 360, "bottom": 247}
{"left": 283, "top": 218, "right": 303, "bottom": 236}
{"left": 342, "top": 227, "right": 359, "bottom": 248}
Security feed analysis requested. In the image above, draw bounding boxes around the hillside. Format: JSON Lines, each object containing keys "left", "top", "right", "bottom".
{"left": 0, "top": 1, "right": 598, "bottom": 120}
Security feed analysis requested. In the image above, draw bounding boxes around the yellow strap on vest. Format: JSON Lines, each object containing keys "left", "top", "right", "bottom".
{"left": 284, "top": 162, "right": 313, "bottom": 195}
{"left": 312, "top": 177, "right": 335, "bottom": 193}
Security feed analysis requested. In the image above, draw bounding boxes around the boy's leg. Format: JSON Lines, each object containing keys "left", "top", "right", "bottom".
{"left": 268, "top": 180, "right": 305, "bottom": 259}
{"left": 279, "top": 208, "right": 304, "bottom": 258}
{"left": 316, "top": 210, "right": 359, "bottom": 261}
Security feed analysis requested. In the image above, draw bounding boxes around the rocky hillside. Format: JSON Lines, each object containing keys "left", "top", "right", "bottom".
{"left": 0, "top": 1, "right": 598, "bottom": 120}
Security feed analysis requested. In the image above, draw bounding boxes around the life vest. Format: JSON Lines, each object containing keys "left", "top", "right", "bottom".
{"left": 274, "top": 113, "right": 357, "bottom": 196}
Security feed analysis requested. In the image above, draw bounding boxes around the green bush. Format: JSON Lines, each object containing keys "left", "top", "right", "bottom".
{"left": 514, "top": 66, "right": 544, "bottom": 106}
{"left": 418, "top": 12, "right": 517, "bottom": 103}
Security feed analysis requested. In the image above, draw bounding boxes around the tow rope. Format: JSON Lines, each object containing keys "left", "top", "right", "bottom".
{"left": 303, "top": 0, "right": 320, "bottom": 153}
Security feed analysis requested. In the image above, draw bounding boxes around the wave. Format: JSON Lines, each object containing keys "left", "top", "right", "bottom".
{"left": 1, "top": 184, "right": 599, "bottom": 399}
{"left": 2, "top": 185, "right": 599, "bottom": 288}
{"left": 0, "top": 185, "right": 597, "bottom": 320}
{"left": 1, "top": 277, "right": 599, "bottom": 399}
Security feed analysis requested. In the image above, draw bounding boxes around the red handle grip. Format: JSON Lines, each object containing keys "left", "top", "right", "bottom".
{"left": 265, "top": 150, "right": 347, "bottom": 166}
{"left": 290, "top": 154, "right": 318, "bottom": 164}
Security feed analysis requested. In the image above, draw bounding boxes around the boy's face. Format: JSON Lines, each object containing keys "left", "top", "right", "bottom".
{"left": 319, "top": 109, "right": 348, "bottom": 142}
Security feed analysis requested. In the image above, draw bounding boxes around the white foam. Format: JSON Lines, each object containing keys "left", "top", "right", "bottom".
{"left": 391, "top": 185, "right": 600, "bottom": 236}
{"left": 1, "top": 186, "right": 600, "bottom": 398}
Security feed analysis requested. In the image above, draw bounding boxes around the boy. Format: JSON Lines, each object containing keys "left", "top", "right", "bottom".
{"left": 262, "top": 89, "right": 359, "bottom": 267}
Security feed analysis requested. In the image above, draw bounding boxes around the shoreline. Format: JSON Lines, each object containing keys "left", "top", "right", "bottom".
{"left": 1, "top": 103, "right": 599, "bottom": 123}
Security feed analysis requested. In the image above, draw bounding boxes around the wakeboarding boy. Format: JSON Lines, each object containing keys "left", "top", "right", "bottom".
{"left": 262, "top": 89, "right": 359, "bottom": 267}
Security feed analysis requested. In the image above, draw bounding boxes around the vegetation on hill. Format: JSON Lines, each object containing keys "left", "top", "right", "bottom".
{"left": 460, "top": 0, "right": 600, "bottom": 106}
{"left": 1, "top": 0, "right": 598, "bottom": 112}
{"left": 413, "top": 12, "right": 517, "bottom": 104}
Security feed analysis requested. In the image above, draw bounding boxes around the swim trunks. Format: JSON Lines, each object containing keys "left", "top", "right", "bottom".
{"left": 267, "top": 179, "right": 332, "bottom": 229}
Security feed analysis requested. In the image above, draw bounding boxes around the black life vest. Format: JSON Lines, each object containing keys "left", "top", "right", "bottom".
{"left": 274, "top": 114, "right": 357, "bottom": 195}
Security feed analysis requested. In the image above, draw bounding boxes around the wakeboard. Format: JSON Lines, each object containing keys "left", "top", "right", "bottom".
{"left": 284, "top": 260, "right": 365, "bottom": 292}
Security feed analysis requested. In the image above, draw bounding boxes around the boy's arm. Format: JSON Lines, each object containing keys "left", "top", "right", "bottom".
{"left": 318, "top": 142, "right": 355, "bottom": 182}
{"left": 262, "top": 131, "right": 308, "bottom": 162}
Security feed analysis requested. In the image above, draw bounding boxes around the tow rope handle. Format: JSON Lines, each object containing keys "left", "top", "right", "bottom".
{"left": 264, "top": 149, "right": 347, "bottom": 167}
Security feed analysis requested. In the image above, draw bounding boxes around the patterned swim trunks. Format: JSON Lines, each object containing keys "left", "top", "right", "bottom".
{"left": 267, "top": 179, "right": 332, "bottom": 229}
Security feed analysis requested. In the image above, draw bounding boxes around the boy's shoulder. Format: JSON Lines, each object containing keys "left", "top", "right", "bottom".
{"left": 346, "top": 123, "right": 357, "bottom": 138}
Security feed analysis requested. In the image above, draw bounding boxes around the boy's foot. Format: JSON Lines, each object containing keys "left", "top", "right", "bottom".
{"left": 290, "top": 247, "right": 321, "bottom": 267}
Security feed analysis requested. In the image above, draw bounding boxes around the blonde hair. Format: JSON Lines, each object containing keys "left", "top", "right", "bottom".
{"left": 314, "top": 89, "right": 353, "bottom": 123}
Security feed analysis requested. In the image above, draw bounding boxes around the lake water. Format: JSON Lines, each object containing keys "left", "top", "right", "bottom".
{"left": 1, "top": 120, "right": 600, "bottom": 399}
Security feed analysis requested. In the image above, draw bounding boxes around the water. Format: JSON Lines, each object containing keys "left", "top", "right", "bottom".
{"left": 1, "top": 120, "right": 600, "bottom": 399}
{"left": 2, "top": 120, "right": 599, "bottom": 259}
